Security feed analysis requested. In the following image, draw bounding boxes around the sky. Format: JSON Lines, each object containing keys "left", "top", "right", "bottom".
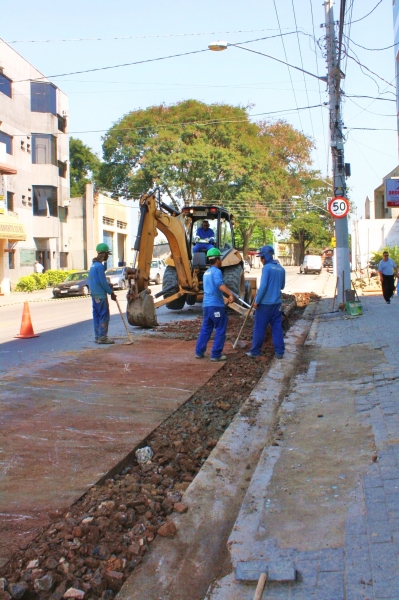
{"left": 1, "top": 0, "right": 397, "bottom": 217}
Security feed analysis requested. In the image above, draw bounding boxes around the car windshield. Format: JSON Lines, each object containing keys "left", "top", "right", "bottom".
{"left": 150, "top": 261, "right": 158, "bottom": 268}
{"left": 105, "top": 269, "right": 122, "bottom": 275}
{"left": 63, "top": 272, "right": 88, "bottom": 282}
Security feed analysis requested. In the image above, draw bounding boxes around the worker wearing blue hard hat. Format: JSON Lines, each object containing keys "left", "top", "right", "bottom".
{"left": 247, "top": 245, "right": 286, "bottom": 360}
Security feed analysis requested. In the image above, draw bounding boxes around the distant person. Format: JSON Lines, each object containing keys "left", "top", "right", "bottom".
{"left": 34, "top": 261, "right": 44, "bottom": 274}
{"left": 246, "top": 245, "right": 286, "bottom": 359}
{"left": 195, "top": 248, "right": 234, "bottom": 361}
{"left": 88, "top": 243, "right": 117, "bottom": 344}
{"left": 193, "top": 220, "right": 215, "bottom": 252}
{"left": 378, "top": 251, "right": 398, "bottom": 304}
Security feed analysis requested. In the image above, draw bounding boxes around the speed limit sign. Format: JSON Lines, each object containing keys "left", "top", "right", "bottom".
{"left": 328, "top": 196, "right": 349, "bottom": 218}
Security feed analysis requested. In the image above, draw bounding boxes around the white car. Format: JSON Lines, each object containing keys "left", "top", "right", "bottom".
{"left": 149, "top": 259, "right": 166, "bottom": 285}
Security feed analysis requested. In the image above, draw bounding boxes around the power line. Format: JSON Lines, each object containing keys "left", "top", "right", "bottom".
{"left": 272, "top": 0, "right": 304, "bottom": 133}
{"left": 291, "top": 0, "right": 319, "bottom": 170}
{"left": 7, "top": 104, "right": 325, "bottom": 137}
{"left": 308, "top": 0, "right": 329, "bottom": 175}
{"left": 5, "top": 28, "right": 288, "bottom": 44}
{"left": 345, "top": 39, "right": 397, "bottom": 52}
{"left": 349, "top": 0, "right": 383, "bottom": 24}
{"left": 346, "top": 97, "right": 396, "bottom": 116}
{"left": 343, "top": 51, "right": 396, "bottom": 89}
{"left": 345, "top": 94, "right": 395, "bottom": 102}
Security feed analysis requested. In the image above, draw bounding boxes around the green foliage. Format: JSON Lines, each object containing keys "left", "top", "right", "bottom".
{"left": 15, "top": 270, "right": 76, "bottom": 292}
{"left": 31, "top": 273, "right": 48, "bottom": 289}
{"left": 372, "top": 246, "right": 399, "bottom": 265}
{"left": 290, "top": 213, "right": 331, "bottom": 263}
{"left": 70, "top": 137, "right": 101, "bottom": 197}
{"left": 15, "top": 276, "right": 36, "bottom": 292}
{"left": 98, "top": 100, "right": 316, "bottom": 256}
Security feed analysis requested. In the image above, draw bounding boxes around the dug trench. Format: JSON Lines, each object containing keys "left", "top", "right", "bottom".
{"left": 0, "top": 293, "right": 318, "bottom": 600}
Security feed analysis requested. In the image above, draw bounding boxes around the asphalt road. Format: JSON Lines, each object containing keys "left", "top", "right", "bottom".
{"left": 0, "top": 267, "right": 335, "bottom": 374}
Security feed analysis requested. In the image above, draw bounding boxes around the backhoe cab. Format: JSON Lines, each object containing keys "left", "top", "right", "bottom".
{"left": 125, "top": 190, "right": 252, "bottom": 328}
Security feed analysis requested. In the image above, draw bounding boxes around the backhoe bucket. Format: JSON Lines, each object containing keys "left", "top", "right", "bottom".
{"left": 127, "top": 290, "right": 158, "bottom": 328}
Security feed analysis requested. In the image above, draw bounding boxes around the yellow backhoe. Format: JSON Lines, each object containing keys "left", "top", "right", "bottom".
{"left": 125, "top": 189, "right": 255, "bottom": 327}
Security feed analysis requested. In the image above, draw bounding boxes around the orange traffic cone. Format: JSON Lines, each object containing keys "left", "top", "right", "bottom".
{"left": 15, "top": 302, "right": 39, "bottom": 339}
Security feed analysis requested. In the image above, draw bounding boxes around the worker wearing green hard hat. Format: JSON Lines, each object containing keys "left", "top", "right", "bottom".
{"left": 195, "top": 246, "right": 234, "bottom": 362}
{"left": 96, "top": 242, "right": 112, "bottom": 254}
{"left": 88, "top": 243, "right": 117, "bottom": 344}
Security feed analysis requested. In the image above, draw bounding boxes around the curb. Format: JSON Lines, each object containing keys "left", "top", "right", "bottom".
{"left": 116, "top": 302, "right": 317, "bottom": 600}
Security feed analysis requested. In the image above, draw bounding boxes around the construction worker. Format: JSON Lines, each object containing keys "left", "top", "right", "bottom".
{"left": 195, "top": 247, "right": 234, "bottom": 361}
{"left": 246, "top": 245, "right": 286, "bottom": 359}
{"left": 193, "top": 220, "right": 215, "bottom": 253}
{"left": 88, "top": 243, "right": 117, "bottom": 344}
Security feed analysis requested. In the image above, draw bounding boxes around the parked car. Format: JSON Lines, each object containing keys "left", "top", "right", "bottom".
{"left": 243, "top": 260, "right": 251, "bottom": 274}
{"left": 53, "top": 271, "right": 90, "bottom": 297}
{"left": 299, "top": 255, "right": 322, "bottom": 275}
{"left": 149, "top": 259, "right": 166, "bottom": 285}
{"left": 105, "top": 267, "right": 127, "bottom": 290}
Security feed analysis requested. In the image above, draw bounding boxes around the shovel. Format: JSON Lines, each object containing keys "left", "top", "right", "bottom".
{"left": 232, "top": 297, "right": 255, "bottom": 349}
{"left": 115, "top": 297, "right": 134, "bottom": 344}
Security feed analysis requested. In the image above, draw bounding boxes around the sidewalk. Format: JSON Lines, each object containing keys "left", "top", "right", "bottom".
{"left": 207, "top": 294, "right": 399, "bottom": 599}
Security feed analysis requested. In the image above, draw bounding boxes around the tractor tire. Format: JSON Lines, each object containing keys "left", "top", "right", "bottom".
{"left": 163, "top": 266, "right": 187, "bottom": 310}
{"left": 244, "top": 280, "right": 252, "bottom": 305}
{"left": 223, "top": 264, "right": 245, "bottom": 300}
{"left": 186, "top": 294, "right": 197, "bottom": 306}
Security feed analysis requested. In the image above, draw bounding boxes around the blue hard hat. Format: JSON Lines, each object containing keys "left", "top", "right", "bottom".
{"left": 256, "top": 245, "right": 275, "bottom": 256}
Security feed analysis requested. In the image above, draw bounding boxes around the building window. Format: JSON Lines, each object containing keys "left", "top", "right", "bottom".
{"left": 31, "top": 82, "right": 57, "bottom": 115}
{"left": 7, "top": 191, "right": 14, "bottom": 212}
{"left": 117, "top": 220, "right": 127, "bottom": 230}
{"left": 58, "top": 206, "right": 68, "bottom": 222}
{"left": 103, "top": 216, "right": 114, "bottom": 226}
{"left": 33, "top": 186, "right": 58, "bottom": 217}
{"left": 60, "top": 252, "right": 68, "bottom": 268}
{"left": 0, "top": 131, "right": 13, "bottom": 155}
{"left": 32, "top": 134, "right": 57, "bottom": 165}
{"left": 8, "top": 249, "right": 15, "bottom": 269}
{"left": 0, "top": 73, "right": 12, "bottom": 98}
{"left": 57, "top": 115, "right": 67, "bottom": 132}
{"left": 58, "top": 160, "right": 67, "bottom": 178}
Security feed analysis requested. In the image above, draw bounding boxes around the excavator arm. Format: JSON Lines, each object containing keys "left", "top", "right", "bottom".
{"left": 126, "top": 190, "right": 197, "bottom": 327}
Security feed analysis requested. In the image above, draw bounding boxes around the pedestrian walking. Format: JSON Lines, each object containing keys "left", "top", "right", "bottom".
{"left": 88, "top": 243, "right": 117, "bottom": 344}
{"left": 34, "top": 260, "right": 44, "bottom": 274}
{"left": 378, "top": 250, "right": 398, "bottom": 304}
{"left": 195, "top": 248, "right": 234, "bottom": 361}
{"left": 246, "top": 245, "right": 285, "bottom": 359}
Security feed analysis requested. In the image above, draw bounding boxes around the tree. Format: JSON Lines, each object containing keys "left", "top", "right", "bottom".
{"left": 69, "top": 137, "right": 101, "bottom": 197}
{"left": 98, "top": 100, "right": 315, "bottom": 256}
{"left": 290, "top": 213, "right": 331, "bottom": 264}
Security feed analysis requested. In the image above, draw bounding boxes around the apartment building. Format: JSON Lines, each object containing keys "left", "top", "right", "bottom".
{"left": 0, "top": 39, "right": 69, "bottom": 292}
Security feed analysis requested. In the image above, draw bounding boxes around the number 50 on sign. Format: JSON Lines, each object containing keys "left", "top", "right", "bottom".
{"left": 328, "top": 196, "right": 349, "bottom": 218}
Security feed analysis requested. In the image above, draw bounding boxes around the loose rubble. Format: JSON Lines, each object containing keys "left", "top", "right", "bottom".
{"left": 0, "top": 293, "right": 316, "bottom": 600}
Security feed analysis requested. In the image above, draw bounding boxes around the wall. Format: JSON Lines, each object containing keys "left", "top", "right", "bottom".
{"left": 352, "top": 217, "right": 399, "bottom": 269}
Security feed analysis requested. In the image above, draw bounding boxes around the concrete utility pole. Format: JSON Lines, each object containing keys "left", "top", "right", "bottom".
{"left": 324, "top": 0, "right": 350, "bottom": 304}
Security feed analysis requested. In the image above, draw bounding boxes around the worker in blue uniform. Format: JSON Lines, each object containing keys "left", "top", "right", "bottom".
{"left": 193, "top": 220, "right": 215, "bottom": 252}
{"left": 247, "top": 245, "right": 286, "bottom": 359}
{"left": 88, "top": 243, "right": 117, "bottom": 344}
{"left": 195, "top": 248, "right": 234, "bottom": 361}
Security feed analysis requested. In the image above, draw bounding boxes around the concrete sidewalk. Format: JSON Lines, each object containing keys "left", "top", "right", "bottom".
{"left": 207, "top": 294, "right": 399, "bottom": 600}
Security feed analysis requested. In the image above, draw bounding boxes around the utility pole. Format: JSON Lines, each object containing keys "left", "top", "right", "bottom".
{"left": 324, "top": 0, "right": 350, "bottom": 304}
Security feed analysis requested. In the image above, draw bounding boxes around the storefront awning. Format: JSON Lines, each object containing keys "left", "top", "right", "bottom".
{"left": 0, "top": 215, "right": 27, "bottom": 241}
{"left": 0, "top": 163, "right": 17, "bottom": 175}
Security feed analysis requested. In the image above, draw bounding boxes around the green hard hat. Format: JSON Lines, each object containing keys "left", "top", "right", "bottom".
{"left": 207, "top": 247, "right": 221, "bottom": 258}
{"left": 96, "top": 243, "right": 112, "bottom": 254}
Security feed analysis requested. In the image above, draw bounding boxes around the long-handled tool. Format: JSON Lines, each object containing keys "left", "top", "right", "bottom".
{"left": 236, "top": 559, "right": 296, "bottom": 600}
{"left": 232, "top": 297, "right": 255, "bottom": 349}
{"left": 115, "top": 297, "right": 134, "bottom": 345}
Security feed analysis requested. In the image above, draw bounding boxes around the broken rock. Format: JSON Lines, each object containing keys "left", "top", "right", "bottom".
{"left": 157, "top": 521, "right": 177, "bottom": 538}
{"left": 63, "top": 588, "right": 85, "bottom": 599}
{"left": 174, "top": 503, "right": 188, "bottom": 514}
{"left": 8, "top": 583, "right": 28, "bottom": 600}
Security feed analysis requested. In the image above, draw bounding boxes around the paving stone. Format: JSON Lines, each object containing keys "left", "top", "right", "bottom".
{"left": 346, "top": 584, "right": 373, "bottom": 600}
{"left": 363, "top": 475, "right": 384, "bottom": 489}
{"left": 316, "top": 571, "right": 344, "bottom": 600}
{"left": 368, "top": 520, "right": 392, "bottom": 544}
{"left": 364, "top": 486, "right": 386, "bottom": 505}
{"left": 383, "top": 479, "right": 399, "bottom": 495}
{"left": 319, "top": 547, "right": 344, "bottom": 572}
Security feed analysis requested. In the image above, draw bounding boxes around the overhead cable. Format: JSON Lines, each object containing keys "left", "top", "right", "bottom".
{"left": 349, "top": 0, "right": 383, "bottom": 24}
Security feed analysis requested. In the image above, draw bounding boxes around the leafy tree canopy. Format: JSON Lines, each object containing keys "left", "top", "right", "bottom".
{"left": 98, "top": 100, "right": 316, "bottom": 256}
{"left": 69, "top": 137, "right": 101, "bottom": 197}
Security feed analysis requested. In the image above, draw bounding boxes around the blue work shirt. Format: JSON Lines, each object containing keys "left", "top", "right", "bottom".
{"left": 196, "top": 226, "right": 215, "bottom": 241}
{"left": 256, "top": 261, "right": 285, "bottom": 305}
{"left": 88, "top": 260, "right": 113, "bottom": 299}
{"left": 202, "top": 265, "right": 225, "bottom": 308}
{"left": 378, "top": 258, "right": 396, "bottom": 276}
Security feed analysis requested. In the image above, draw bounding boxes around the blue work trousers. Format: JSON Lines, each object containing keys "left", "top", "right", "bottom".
{"left": 250, "top": 303, "right": 284, "bottom": 356}
{"left": 92, "top": 297, "right": 110, "bottom": 341}
{"left": 196, "top": 306, "right": 228, "bottom": 359}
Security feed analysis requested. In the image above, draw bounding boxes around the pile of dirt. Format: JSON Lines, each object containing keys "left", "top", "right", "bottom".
{"left": 0, "top": 296, "right": 313, "bottom": 600}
